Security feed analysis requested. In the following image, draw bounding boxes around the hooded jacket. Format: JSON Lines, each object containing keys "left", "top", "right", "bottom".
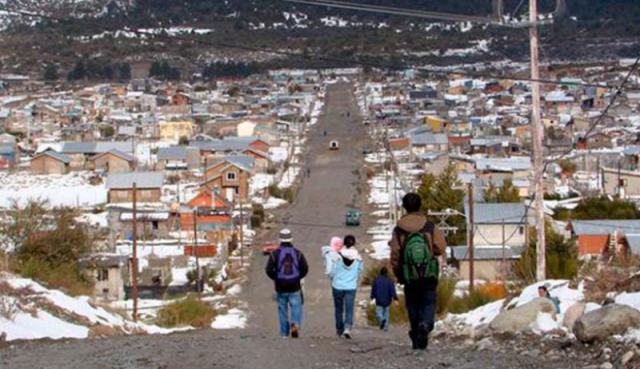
{"left": 265, "top": 243, "right": 309, "bottom": 293}
{"left": 389, "top": 212, "right": 446, "bottom": 286}
{"left": 329, "top": 249, "right": 363, "bottom": 291}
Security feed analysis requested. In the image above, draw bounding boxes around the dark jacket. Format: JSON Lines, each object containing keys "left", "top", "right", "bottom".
{"left": 265, "top": 243, "right": 309, "bottom": 293}
{"left": 389, "top": 213, "right": 446, "bottom": 287}
{"left": 370, "top": 275, "right": 397, "bottom": 307}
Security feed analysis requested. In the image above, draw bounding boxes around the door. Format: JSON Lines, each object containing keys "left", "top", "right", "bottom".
{"left": 225, "top": 187, "right": 235, "bottom": 202}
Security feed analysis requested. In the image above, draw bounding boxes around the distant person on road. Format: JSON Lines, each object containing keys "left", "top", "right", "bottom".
{"left": 390, "top": 193, "right": 446, "bottom": 350}
{"left": 370, "top": 266, "right": 398, "bottom": 332}
{"left": 266, "top": 229, "right": 309, "bottom": 339}
{"left": 329, "top": 235, "right": 363, "bottom": 339}
{"left": 321, "top": 236, "right": 344, "bottom": 276}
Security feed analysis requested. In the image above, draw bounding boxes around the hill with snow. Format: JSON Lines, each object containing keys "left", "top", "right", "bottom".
{"left": 0, "top": 272, "right": 176, "bottom": 341}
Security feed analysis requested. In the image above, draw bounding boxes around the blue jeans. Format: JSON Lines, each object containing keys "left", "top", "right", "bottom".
{"left": 277, "top": 292, "right": 303, "bottom": 337}
{"left": 404, "top": 283, "right": 437, "bottom": 349}
{"left": 376, "top": 305, "right": 390, "bottom": 331}
{"left": 332, "top": 289, "right": 356, "bottom": 335}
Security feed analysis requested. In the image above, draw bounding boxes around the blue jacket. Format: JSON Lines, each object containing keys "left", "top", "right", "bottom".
{"left": 370, "top": 275, "right": 397, "bottom": 307}
{"left": 329, "top": 257, "right": 363, "bottom": 291}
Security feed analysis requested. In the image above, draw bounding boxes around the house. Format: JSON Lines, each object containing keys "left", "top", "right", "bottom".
{"left": 180, "top": 192, "right": 235, "bottom": 250}
{"left": 601, "top": 166, "right": 640, "bottom": 198}
{"left": 202, "top": 155, "right": 254, "bottom": 202}
{"left": 466, "top": 202, "right": 528, "bottom": 248}
{"left": 569, "top": 220, "right": 640, "bottom": 256}
{"left": 409, "top": 133, "right": 448, "bottom": 154}
{"left": 81, "top": 254, "right": 129, "bottom": 301}
{"left": 30, "top": 150, "right": 72, "bottom": 175}
{"left": 106, "top": 171, "right": 164, "bottom": 203}
{"left": 241, "top": 147, "right": 270, "bottom": 172}
{"left": 0, "top": 133, "right": 18, "bottom": 169}
{"left": 156, "top": 146, "right": 201, "bottom": 171}
{"left": 41, "top": 141, "right": 134, "bottom": 170}
{"left": 158, "top": 120, "right": 194, "bottom": 141}
{"left": 449, "top": 245, "right": 522, "bottom": 281}
{"left": 424, "top": 116, "right": 448, "bottom": 133}
{"left": 475, "top": 157, "right": 532, "bottom": 180}
{"left": 417, "top": 152, "right": 449, "bottom": 176}
{"left": 92, "top": 149, "right": 135, "bottom": 174}
{"left": 237, "top": 121, "right": 257, "bottom": 137}
{"left": 577, "top": 132, "right": 614, "bottom": 150}
{"left": 190, "top": 137, "right": 270, "bottom": 157}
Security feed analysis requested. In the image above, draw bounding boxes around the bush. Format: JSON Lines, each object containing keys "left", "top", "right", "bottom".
{"left": 283, "top": 188, "right": 295, "bottom": 203}
{"left": 360, "top": 261, "right": 395, "bottom": 287}
{"left": 268, "top": 184, "right": 283, "bottom": 198}
{"left": 156, "top": 295, "right": 215, "bottom": 328}
{"left": 446, "top": 284, "right": 506, "bottom": 315}
{"left": 20, "top": 258, "right": 93, "bottom": 296}
{"left": 436, "top": 275, "right": 457, "bottom": 316}
{"left": 366, "top": 295, "right": 408, "bottom": 326}
{"left": 250, "top": 214, "right": 262, "bottom": 228}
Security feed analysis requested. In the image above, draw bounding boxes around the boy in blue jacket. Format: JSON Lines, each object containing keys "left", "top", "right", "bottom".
{"left": 370, "top": 267, "right": 398, "bottom": 331}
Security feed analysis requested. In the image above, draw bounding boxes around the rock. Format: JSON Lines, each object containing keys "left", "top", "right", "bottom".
{"left": 621, "top": 350, "right": 634, "bottom": 365}
{"left": 474, "top": 337, "right": 493, "bottom": 351}
{"left": 562, "top": 302, "right": 586, "bottom": 332}
{"left": 599, "top": 362, "right": 613, "bottom": 369}
{"left": 489, "top": 298, "right": 556, "bottom": 333}
{"left": 574, "top": 304, "right": 640, "bottom": 343}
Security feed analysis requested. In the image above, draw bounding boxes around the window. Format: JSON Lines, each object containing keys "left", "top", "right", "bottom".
{"left": 97, "top": 268, "right": 109, "bottom": 281}
{"left": 226, "top": 172, "right": 237, "bottom": 181}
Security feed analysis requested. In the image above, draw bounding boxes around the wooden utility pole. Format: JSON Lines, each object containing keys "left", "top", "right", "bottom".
{"left": 193, "top": 208, "right": 200, "bottom": 293}
{"left": 239, "top": 196, "right": 244, "bottom": 267}
{"left": 131, "top": 182, "right": 139, "bottom": 321}
{"left": 529, "top": 0, "right": 546, "bottom": 282}
{"left": 467, "top": 183, "right": 475, "bottom": 291}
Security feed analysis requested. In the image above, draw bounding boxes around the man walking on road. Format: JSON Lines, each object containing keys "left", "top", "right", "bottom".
{"left": 390, "top": 193, "right": 446, "bottom": 350}
{"left": 266, "top": 229, "right": 309, "bottom": 338}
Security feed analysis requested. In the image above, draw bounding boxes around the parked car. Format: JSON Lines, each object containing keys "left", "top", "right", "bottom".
{"left": 262, "top": 242, "right": 278, "bottom": 255}
{"left": 345, "top": 208, "right": 361, "bottom": 226}
{"left": 329, "top": 140, "right": 340, "bottom": 150}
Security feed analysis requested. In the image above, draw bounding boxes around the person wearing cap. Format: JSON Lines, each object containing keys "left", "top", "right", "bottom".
{"left": 266, "top": 228, "right": 309, "bottom": 338}
{"left": 328, "top": 235, "right": 363, "bottom": 339}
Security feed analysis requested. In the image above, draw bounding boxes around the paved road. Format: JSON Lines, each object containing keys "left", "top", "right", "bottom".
{"left": 0, "top": 82, "right": 590, "bottom": 369}
{"left": 245, "top": 81, "right": 371, "bottom": 338}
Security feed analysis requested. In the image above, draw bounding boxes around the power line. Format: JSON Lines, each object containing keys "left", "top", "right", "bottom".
{"left": 0, "top": 6, "right": 617, "bottom": 89}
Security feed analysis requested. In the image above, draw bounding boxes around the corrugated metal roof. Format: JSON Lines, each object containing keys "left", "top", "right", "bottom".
{"left": 157, "top": 146, "right": 187, "bottom": 161}
{"left": 466, "top": 202, "right": 527, "bottom": 224}
{"left": 625, "top": 234, "right": 640, "bottom": 256}
{"left": 475, "top": 157, "right": 532, "bottom": 171}
{"left": 449, "top": 245, "right": 523, "bottom": 260}
{"left": 571, "top": 220, "right": 640, "bottom": 236}
{"left": 62, "top": 141, "right": 133, "bottom": 154}
{"left": 207, "top": 154, "right": 255, "bottom": 172}
{"left": 106, "top": 171, "right": 164, "bottom": 189}
{"left": 36, "top": 150, "right": 72, "bottom": 164}
{"left": 410, "top": 133, "right": 448, "bottom": 146}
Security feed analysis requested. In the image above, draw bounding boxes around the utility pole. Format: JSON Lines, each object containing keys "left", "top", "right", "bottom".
{"left": 239, "top": 196, "right": 244, "bottom": 267}
{"left": 193, "top": 208, "right": 200, "bottom": 293}
{"left": 501, "top": 220, "right": 506, "bottom": 281}
{"left": 529, "top": 0, "right": 546, "bottom": 282}
{"left": 467, "top": 183, "right": 475, "bottom": 292}
{"left": 131, "top": 182, "right": 138, "bottom": 321}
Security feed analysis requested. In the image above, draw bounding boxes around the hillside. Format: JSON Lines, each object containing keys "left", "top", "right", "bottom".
{"left": 0, "top": 0, "right": 638, "bottom": 76}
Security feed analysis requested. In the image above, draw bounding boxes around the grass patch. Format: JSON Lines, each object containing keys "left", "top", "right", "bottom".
{"left": 436, "top": 275, "right": 457, "bottom": 316}
{"left": 156, "top": 294, "right": 216, "bottom": 328}
{"left": 366, "top": 296, "right": 408, "bottom": 326}
{"left": 437, "top": 276, "right": 506, "bottom": 315}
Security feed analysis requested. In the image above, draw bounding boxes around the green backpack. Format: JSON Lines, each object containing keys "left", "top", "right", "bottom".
{"left": 400, "top": 223, "right": 439, "bottom": 283}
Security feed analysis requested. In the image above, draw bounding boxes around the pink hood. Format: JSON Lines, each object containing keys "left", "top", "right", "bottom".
{"left": 330, "top": 237, "right": 344, "bottom": 252}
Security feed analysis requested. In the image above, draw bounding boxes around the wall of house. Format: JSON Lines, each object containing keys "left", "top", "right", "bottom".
{"left": 30, "top": 156, "right": 69, "bottom": 175}
{"left": 578, "top": 234, "right": 609, "bottom": 255}
{"left": 250, "top": 141, "right": 270, "bottom": 153}
{"left": 474, "top": 224, "right": 525, "bottom": 247}
{"left": 94, "top": 155, "right": 131, "bottom": 174}
{"left": 603, "top": 168, "right": 640, "bottom": 197}
{"left": 91, "top": 267, "right": 125, "bottom": 301}
{"left": 108, "top": 188, "right": 161, "bottom": 203}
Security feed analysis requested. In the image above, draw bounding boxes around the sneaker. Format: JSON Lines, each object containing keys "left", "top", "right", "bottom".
{"left": 290, "top": 324, "right": 299, "bottom": 339}
{"left": 343, "top": 329, "right": 352, "bottom": 339}
{"left": 281, "top": 336, "right": 288, "bottom": 339}
{"left": 379, "top": 320, "right": 386, "bottom": 330}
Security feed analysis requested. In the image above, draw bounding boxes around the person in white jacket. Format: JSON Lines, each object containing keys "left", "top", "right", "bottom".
{"left": 328, "top": 235, "right": 363, "bottom": 339}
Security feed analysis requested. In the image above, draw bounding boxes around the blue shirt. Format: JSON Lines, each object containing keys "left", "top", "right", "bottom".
{"left": 370, "top": 275, "right": 397, "bottom": 307}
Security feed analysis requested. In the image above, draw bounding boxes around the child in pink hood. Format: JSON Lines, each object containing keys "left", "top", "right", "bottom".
{"left": 321, "top": 237, "right": 343, "bottom": 276}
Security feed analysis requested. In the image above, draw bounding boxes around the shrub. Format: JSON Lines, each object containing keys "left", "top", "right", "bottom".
{"left": 250, "top": 214, "right": 262, "bottom": 228}
{"left": 360, "top": 261, "right": 395, "bottom": 287}
{"left": 268, "top": 184, "right": 283, "bottom": 198}
{"left": 436, "top": 275, "right": 457, "bottom": 316}
{"left": 447, "top": 284, "right": 506, "bottom": 315}
{"left": 283, "top": 188, "right": 295, "bottom": 203}
{"left": 366, "top": 295, "right": 408, "bottom": 326}
{"left": 20, "top": 258, "right": 93, "bottom": 296}
{"left": 156, "top": 295, "right": 215, "bottom": 328}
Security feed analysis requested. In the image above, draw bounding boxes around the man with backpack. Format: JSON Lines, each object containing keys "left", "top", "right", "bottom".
{"left": 390, "top": 193, "right": 446, "bottom": 350}
{"left": 266, "top": 229, "right": 309, "bottom": 338}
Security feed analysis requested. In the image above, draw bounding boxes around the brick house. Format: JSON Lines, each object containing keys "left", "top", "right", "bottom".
{"left": 202, "top": 155, "right": 254, "bottom": 203}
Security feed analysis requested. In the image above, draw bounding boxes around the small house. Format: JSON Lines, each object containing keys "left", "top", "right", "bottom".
{"left": 106, "top": 171, "right": 164, "bottom": 203}
{"left": 92, "top": 149, "right": 135, "bottom": 174}
{"left": 30, "top": 150, "right": 71, "bottom": 175}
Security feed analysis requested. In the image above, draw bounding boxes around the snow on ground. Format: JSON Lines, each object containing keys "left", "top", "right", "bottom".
{"left": 76, "top": 211, "right": 109, "bottom": 228}
{"left": 269, "top": 146, "right": 288, "bottom": 163}
{"left": 278, "top": 166, "right": 300, "bottom": 189}
{"left": 531, "top": 312, "right": 561, "bottom": 333}
{"left": 0, "top": 273, "right": 175, "bottom": 341}
{"left": 263, "top": 196, "right": 287, "bottom": 210}
{"left": 211, "top": 308, "right": 247, "bottom": 329}
{"left": 250, "top": 173, "right": 274, "bottom": 196}
{"left": 0, "top": 171, "right": 106, "bottom": 208}
{"left": 443, "top": 298, "right": 505, "bottom": 329}
{"left": 615, "top": 292, "right": 640, "bottom": 310}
